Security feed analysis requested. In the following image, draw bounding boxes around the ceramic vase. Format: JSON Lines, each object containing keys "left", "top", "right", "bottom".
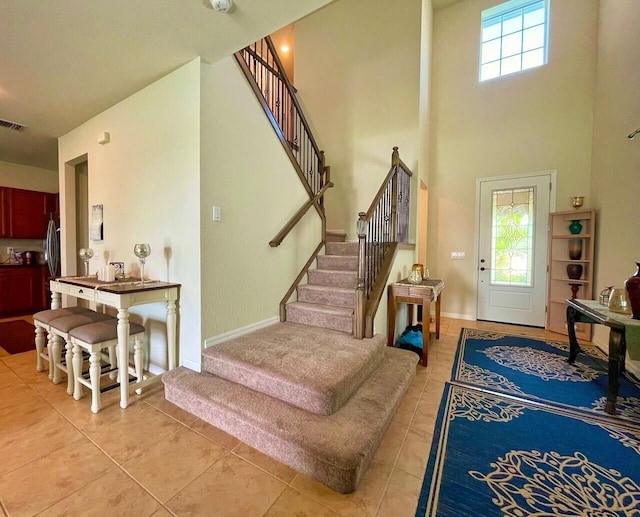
{"left": 569, "top": 220, "right": 583, "bottom": 235}
{"left": 568, "top": 239, "right": 582, "bottom": 260}
{"left": 567, "top": 264, "right": 583, "bottom": 280}
{"left": 624, "top": 262, "right": 640, "bottom": 320}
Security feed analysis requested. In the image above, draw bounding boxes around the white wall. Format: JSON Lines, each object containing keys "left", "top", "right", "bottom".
{"left": 295, "top": 0, "right": 422, "bottom": 239}
{"left": 199, "top": 57, "right": 321, "bottom": 340}
{"left": 430, "top": 0, "right": 598, "bottom": 319}
{"left": 590, "top": 0, "right": 640, "bottom": 375}
{"left": 58, "top": 58, "right": 202, "bottom": 371}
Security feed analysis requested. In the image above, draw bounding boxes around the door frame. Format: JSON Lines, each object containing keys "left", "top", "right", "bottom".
{"left": 474, "top": 170, "right": 557, "bottom": 323}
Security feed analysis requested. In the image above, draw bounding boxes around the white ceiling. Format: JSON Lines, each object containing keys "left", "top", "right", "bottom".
{"left": 0, "top": 0, "right": 332, "bottom": 171}
{"left": 1, "top": 0, "right": 462, "bottom": 172}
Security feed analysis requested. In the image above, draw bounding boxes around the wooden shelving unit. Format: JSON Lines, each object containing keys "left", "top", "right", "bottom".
{"left": 546, "top": 209, "right": 596, "bottom": 340}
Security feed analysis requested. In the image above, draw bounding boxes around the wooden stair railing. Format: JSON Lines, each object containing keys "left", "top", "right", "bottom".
{"left": 235, "top": 36, "right": 333, "bottom": 322}
{"left": 235, "top": 37, "right": 329, "bottom": 201}
{"left": 355, "top": 147, "right": 413, "bottom": 339}
{"left": 270, "top": 181, "right": 334, "bottom": 248}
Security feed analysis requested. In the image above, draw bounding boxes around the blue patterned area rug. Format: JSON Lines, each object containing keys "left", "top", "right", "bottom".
{"left": 452, "top": 328, "right": 640, "bottom": 424}
{"left": 416, "top": 328, "right": 640, "bottom": 516}
{"left": 416, "top": 383, "right": 640, "bottom": 516}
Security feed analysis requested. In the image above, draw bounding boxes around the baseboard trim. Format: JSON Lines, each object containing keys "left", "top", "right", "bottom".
{"left": 204, "top": 317, "right": 280, "bottom": 348}
{"left": 178, "top": 358, "right": 201, "bottom": 373}
{"left": 442, "top": 311, "right": 475, "bottom": 321}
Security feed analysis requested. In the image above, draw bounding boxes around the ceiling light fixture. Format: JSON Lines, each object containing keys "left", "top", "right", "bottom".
{"left": 280, "top": 45, "right": 290, "bottom": 53}
{"left": 209, "top": 0, "right": 233, "bottom": 13}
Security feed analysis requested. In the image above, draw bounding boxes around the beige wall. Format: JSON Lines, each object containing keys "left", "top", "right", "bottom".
{"left": 0, "top": 160, "right": 58, "bottom": 191}
{"left": 590, "top": 0, "right": 640, "bottom": 373}
{"left": 430, "top": 0, "right": 598, "bottom": 319}
{"left": 58, "top": 59, "right": 202, "bottom": 371}
{"left": 200, "top": 57, "right": 321, "bottom": 341}
{"left": 295, "top": 0, "right": 422, "bottom": 239}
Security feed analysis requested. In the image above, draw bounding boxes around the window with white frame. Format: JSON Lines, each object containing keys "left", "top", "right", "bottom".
{"left": 480, "top": 0, "right": 548, "bottom": 82}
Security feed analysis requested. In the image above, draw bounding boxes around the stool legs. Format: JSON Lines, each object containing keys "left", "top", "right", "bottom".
{"left": 47, "top": 332, "right": 55, "bottom": 380}
{"left": 72, "top": 343, "right": 83, "bottom": 401}
{"left": 108, "top": 345, "right": 118, "bottom": 380}
{"left": 51, "top": 335, "right": 63, "bottom": 384}
{"left": 88, "top": 351, "right": 101, "bottom": 414}
{"left": 35, "top": 326, "right": 45, "bottom": 372}
{"left": 64, "top": 340, "right": 74, "bottom": 395}
{"left": 133, "top": 335, "right": 144, "bottom": 394}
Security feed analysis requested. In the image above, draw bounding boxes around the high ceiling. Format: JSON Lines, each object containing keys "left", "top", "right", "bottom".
{"left": 1, "top": 0, "right": 462, "bottom": 172}
{"left": 0, "top": 0, "right": 332, "bottom": 171}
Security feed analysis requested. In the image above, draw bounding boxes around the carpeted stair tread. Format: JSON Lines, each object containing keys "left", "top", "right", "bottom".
{"left": 316, "top": 255, "right": 358, "bottom": 271}
{"left": 325, "top": 242, "right": 359, "bottom": 256}
{"left": 325, "top": 229, "right": 347, "bottom": 242}
{"left": 286, "top": 302, "right": 353, "bottom": 333}
{"left": 163, "top": 347, "right": 418, "bottom": 494}
{"left": 308, "top": 269, "right": 357, "bottom": 289}
{"left": 202, "top": 322, "right": 384, "bottom": 415}
{"left": 297, "top": 284, "right": 355, "bottom": 308}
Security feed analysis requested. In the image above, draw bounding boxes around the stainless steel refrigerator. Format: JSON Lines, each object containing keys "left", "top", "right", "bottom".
{"left": 45, "top": 214, "right": 61, "bottom": 277}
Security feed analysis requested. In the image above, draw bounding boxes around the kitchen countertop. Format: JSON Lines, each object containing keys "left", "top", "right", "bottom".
{"left": 0, "top": 263, "right": 46, "bottom": 268}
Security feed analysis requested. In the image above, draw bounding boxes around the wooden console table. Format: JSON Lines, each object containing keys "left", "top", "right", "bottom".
{"left": 566, "top": 298, "right": 640, "bottom": 415}
{"left": 387, "top": 278, "right": 444, "bottom": 366}
{"left": 50, "top": 276, "right": 181, "bottom": 409}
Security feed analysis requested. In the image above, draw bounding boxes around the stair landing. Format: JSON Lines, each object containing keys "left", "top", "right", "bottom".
{"left": 163, "top": 343, "right": 417, "bottom": 494}
{"left": 202, "top": 322, "right": 385, "bottom": 415}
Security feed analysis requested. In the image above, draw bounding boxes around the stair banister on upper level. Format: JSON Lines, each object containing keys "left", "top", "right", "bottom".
{"left": 235, "top": 36, "right": 327, "bottom": 201}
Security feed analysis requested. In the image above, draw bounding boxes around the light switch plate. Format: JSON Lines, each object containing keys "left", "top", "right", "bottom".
{"left": 212, "top": 206, "right": 221, "bottom": 222}
{"left": 451, "top": 251, "right": 465, "bottom": 260}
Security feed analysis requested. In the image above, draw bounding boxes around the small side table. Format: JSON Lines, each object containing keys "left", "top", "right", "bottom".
{"left": 388, "top": 278, "right": 445, "bottom": 366}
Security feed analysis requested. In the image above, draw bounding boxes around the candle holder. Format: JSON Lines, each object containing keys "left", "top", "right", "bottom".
{"left": 78, "top": 248, "right": 94, "bottom": 277}
{"left": 133, "top": 244, "right": 151, "bottom": 285}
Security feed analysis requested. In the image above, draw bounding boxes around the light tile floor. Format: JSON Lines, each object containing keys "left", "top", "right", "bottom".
{"left": 0, "top": 317, "right": 567, "bottom": 516}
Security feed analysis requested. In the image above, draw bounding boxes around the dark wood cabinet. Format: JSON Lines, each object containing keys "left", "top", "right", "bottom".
{"left": 0, "top": 187, "right": 58, "bottom": 239}
{"left": 0, "top": 266, "right": 48, "bottom": 316}
{"left": 0, "top": 188, "right": 8, "bottom": 237}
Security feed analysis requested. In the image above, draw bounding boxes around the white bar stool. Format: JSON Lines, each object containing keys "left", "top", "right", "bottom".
{"left": 48, "top": 312, "right": 116, "bottom": 394}
{"left": 33, "top": 307, "right": 97, "bottom": 380}
{"left": 69, "top": 320, "right": 146, "bottom": 413}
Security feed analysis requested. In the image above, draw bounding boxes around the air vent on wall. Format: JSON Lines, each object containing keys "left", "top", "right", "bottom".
{"left": 0, "top": 119, "right": 26, "bottom": 131}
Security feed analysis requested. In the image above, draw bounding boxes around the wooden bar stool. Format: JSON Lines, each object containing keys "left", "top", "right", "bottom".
{"left": 48, "top": 312, "right": 116, "bottom": 394}
{"left": 69, "top": 320, "right": 146, "bottom": 413}
{"left": 33, "top": 307, "right": 96, "bottom": 381}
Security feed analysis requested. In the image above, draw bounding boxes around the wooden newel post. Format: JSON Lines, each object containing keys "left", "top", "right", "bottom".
{"left": 390, "top": 147, "right": 400, "bottom": 242}
{"left": 355, "top": 212, "right": 367, "bottom": 339}
{"left": 391, "top": 146, "right": 400, "bottom": 167}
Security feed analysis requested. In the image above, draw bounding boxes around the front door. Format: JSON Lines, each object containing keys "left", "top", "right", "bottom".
{"left": 477, "top": 173, "right": 554, "bottom": 327}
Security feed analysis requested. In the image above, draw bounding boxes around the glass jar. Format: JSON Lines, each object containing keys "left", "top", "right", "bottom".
{"left": 408, "top": 270, "right": 423, "bottom": 284}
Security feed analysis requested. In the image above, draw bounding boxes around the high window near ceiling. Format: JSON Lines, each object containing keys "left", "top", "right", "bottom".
{"left": 480, "top": 0, "right": 548, "bottom": 82}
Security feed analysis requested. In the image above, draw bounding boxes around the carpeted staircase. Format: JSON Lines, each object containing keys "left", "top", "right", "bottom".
{"left": 286, "top": 235, "right": 359, "bottom": 335}
{"left": 163, "top": 321, "right": 418, "bottom": 493}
